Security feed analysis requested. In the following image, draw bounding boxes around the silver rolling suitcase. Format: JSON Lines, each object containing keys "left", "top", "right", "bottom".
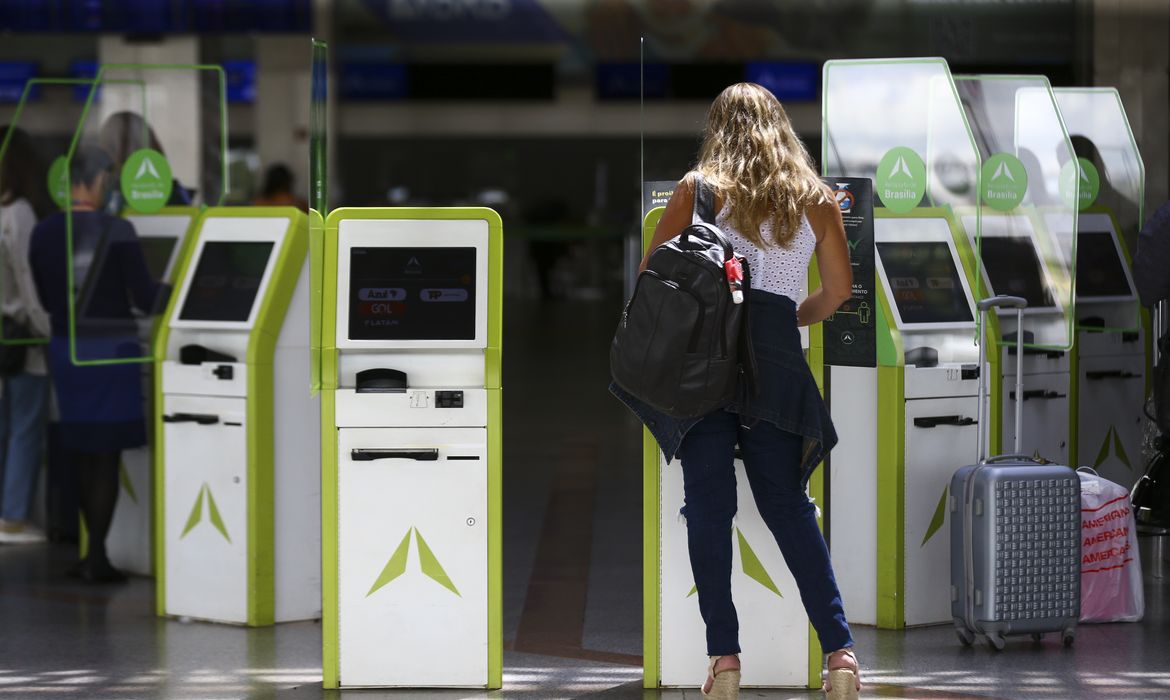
{"left": 950, "top": 296, "right": 1081, "bottom": 651}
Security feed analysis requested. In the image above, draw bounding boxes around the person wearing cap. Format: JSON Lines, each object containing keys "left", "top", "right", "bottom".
{"left": 27, "top": 144, "right": 165, "bottom": 583}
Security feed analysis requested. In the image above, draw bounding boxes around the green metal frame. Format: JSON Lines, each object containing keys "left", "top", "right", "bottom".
{"left": 319, "top": 207, "right": 504, "bottom": 689}
{"left": 154, "top": 206, "right": 308, "bottom": 626}
{"left": 64, "top": 63, "right": 228, "bottom": 367}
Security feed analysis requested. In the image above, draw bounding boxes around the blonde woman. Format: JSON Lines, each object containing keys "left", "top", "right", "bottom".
{"left": 614, "top": 83, "right": 859, "bottom": 698}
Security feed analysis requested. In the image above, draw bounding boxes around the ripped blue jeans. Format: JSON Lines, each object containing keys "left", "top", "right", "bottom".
{"left": 677, "top": 408, "right": 853, "bottom": 656}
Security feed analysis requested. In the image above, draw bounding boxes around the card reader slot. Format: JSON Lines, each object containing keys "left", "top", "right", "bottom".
{"left": 913, "top": 415, "right": 977, "bottom": 429}
{"left": 1086, "top": 370, "right": 1141, "bottom": 381}
{"left": 1009, "top": 389, "right": 1067, "bottom": 401}
{"left": 351, "top": 448, "right": 439, "bottom": 462}
{"left": 162, "top": 412, "right": 220, "bottom": 425}
{"left": 446, "top": 455, "right": 481, "bottom": 461}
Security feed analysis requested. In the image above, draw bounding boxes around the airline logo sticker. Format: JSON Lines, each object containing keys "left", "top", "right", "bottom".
{"left": 367, "top": 527, "right": 461, "bottom": 597}
{"left": 687, "top": 527, "right": 782, "bottom": 599}
{"left": 180, "top": 483, "right": 231, "bottom": 543}
{"left": 120, "top": 148, "right": 173, "bottom": 214}
{"left": 1093, "top": 425, "right": 1133, "bottom": 470}
{"left": 980, "top": 153, "right": 1028, "bottom": 211}
{"left": 1059, "top": 157, "right": 1100, "bottom": 211}
{"left": 875, "top": 147, "right": 926, "bottom": 214}
{"left": 46, "top": 156, "right": 69, "bottom": 209}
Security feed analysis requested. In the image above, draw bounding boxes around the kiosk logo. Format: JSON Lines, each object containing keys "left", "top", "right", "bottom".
{"left": 180, "top": 483, "right": 231, "bottom": 543}
{"left": 46, "top": 156, "right": 69, "bottom": 209}
{"left": 1059, "top": 157, "right": 1100, "bottom": 211}
{"left": 119, "top": 462, "right": 138, "bottom": 504}
{"left": 980, "top": 153, "right": 1028, "bottom": 212}
{"left": 1093, "top": 425, "right": 1133, "bottom": 470}
{"left": 922, "top": 486, "right": 948, "bottom": 547}
{"left": 120, "top": 148, "right": 173, "bottom": 214}
{"left": 367, "top": 527, "right": 461, "bottom": 597}
{"left": 875, "top": 147, "right": 926, "bottom": 214}
{"left": 687, "top": 527, "right": 782, "bottom": 599}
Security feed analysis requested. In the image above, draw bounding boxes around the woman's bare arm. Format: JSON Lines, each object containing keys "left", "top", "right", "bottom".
{"left": 798, "top": 199, "right": 853, "bottom": 327}
{"left": 639, "top": 177, "right": 695, "bottom": 273}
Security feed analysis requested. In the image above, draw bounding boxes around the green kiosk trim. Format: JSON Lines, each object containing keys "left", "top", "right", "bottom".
{"left": 320, "top": 207, "right": 502, "bottom": 689}
{"left": 155, "top": 207, "right": 318, "bottom": 626}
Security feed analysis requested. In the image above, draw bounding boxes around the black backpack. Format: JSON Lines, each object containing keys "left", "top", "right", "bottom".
{"left": 610, "top": 179, "right": 756, "bottom": 419}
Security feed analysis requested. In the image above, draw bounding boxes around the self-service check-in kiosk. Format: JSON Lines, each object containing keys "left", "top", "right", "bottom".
{"left": 103, "top": 207, "right": 199, "bottom": 576}
{"left": 640, "top": 208, "right": 824, "bottom": 689}
{"left": 320, "top": 208, "right": 502, "bottom": 689}
{"left": 822, "top": 58, "right": 997, "bottom": 629}
{"left": 155, "top": 207, "right": 319, "bottom": 626}
{"left": 1053, "top": 87, "right": 1147, "bottom": 488}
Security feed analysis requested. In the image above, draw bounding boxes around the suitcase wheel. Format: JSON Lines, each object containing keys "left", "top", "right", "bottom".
{"left": 1062, "top": 630, "right": 1076, "bottom": 648}
{"left": 955, "top": 626, "right": 975, "bottom": 647}
{"left": 985, "top": 633, "right": 1006, "bottom": 651}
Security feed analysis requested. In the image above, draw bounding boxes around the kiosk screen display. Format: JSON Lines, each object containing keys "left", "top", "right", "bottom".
{"left": 1076, "top": 231, "right": 1132, "bottom": 299}
{"left": 178, "top": 241, "right": 274, "bottom": 322}
{"left": 979, "top": 237, "right": 1055, "bottom": 309}
{"left": 348, "top": 247, "right": 476, "bottom": 341}
{"left": 877, "top": 242, "right": 973, "bottom": 325}
{"left": 139, "top": 236, "right": 178, "bottom": 281}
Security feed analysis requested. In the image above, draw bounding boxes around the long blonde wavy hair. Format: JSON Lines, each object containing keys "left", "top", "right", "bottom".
{"left": 694, "top": 82, "right": 829, "bottom": 249}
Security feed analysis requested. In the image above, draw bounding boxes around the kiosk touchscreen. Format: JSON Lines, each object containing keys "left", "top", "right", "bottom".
{"left": 321, "top": 209, "right": 502, "bottom": 689}
{"left": 156, "top": 207, "right": 319, "bottom": 626}
{"left": 102, "top": 209, "right": 198, "bottom": 577}
{"left": 640, "top": 209, "right": 821, "bottom": 689}
{"left": 961, "top": 214, "right": 1071, "bottom": 465}
{"left": 830, "top": 214, "right": 981, "bottom": 629}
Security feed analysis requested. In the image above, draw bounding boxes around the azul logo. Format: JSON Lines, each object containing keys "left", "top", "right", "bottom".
{"left": 980, "top": 153, "right": 1028, "bottom": 212}
{"left": 181, "top": 483, "right": 231, "bottom": 543}
{"left": 368, "top": 527, "right": 461, "bottom": 597}
{"left": 875, "top": 147, "right": 926, "bottom": 215}
{"left": 120, "top": 148, "right": 172, "bottom": 214}
{"left": 1093, "top": 425, "right": 1133, "bottom": 470}
{"left": 688, "top": 527, "right": 782, "bottom": 599}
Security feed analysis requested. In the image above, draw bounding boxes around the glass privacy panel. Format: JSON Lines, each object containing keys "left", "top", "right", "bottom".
{"left": 823, "top": 58, "right": 982, "bottom": 366}
{"left": 955, "top": 76, "right": 1076, "bottom": 351}
{"left": 309, "top": 39, "right": 328, "bottom": 393}
{"left": 1053, "top": 87, "right": 1144, "bottom": 333}
{"left": 0, "top": 78, "right": 137, "bottom": 349}
{"left": 64, "top": 64, "right": 227, "bottom": 366}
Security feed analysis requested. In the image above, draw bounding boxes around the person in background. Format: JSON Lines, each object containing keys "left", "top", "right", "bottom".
{"left": 0, "top": 126, "right": 52, "bottom": 544}
{"left": 28, "top": 145, "right": 164, "bottom": 582}
{"left": 253, "top": 163, "right": 308, "bottom": 212}
{"left": 1135, "top": 199, "right": 1170, "bottom": 308}
{"left": 99, "top": 111, "right": 193, "bottom": 210}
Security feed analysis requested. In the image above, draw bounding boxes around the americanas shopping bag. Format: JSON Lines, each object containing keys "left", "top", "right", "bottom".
{"left": 1077, "top": 468, "right": 1144, "bottom": 623}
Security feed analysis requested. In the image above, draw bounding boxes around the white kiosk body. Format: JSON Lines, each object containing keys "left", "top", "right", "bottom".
{"left": 156, "top": 207, "right": 319, "bottom": 626}
{"left": 105, "top": 209, "right": 197, "bottom": 576}
{"left": 322, "top": 209, "right": 503, "bottom": 689}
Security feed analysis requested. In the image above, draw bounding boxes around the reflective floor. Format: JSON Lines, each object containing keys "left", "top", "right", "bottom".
{"left": 2, "top": 300, "right": 1169, "bottom": 699}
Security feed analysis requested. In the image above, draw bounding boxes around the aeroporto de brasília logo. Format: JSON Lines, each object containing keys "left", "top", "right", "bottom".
{"left": 367, "top": 527, "right": 461, "bottom": 597}
{"left": 1059, "top": 157, "right": 1100, "bottom": 211}
{"left": 875, "top": 147, "right": 926, "bottom": 215}
{"left": 120, "top": 147, "right": 173, "bottom": 214}
{"left": 980, "top": 153, "right": 1028, "bottom": 212}
{"left": 687, "top": 527, "right": 783, "bottom": 599}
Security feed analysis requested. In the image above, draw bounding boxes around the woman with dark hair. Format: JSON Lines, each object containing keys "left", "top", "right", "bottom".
{"left": 253, "top": 163, "right": 307, "bottom": 211}
{"left": 28, "top": 145, "right": 164, "bottom": 581}
{"left": 0, "top": 125, "right": 52, "bottom": 544}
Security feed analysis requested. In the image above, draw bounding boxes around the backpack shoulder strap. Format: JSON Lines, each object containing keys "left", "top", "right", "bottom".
{"left": 691, "top": 175, "right": 717, "bottom": 225}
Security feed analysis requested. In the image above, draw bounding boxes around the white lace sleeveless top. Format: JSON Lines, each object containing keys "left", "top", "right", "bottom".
{"left": 716, "top": 203, "right": 817, "bottom": 302}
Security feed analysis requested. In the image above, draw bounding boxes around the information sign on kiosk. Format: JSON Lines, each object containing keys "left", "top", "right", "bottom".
{"left": 320, "top": 208, "right": 503, "bottom": 689}
{"left": 822, "top": 58, "right": 986, "bottom": 629}
{"left": 953, "top": 76, "right": 1078, "bottom": 467}
{"left": 156, "top": 207, "right": 319, "bottom": 626}
{"left": 1052, "top": 88, "right": 1145, "bottom": 488}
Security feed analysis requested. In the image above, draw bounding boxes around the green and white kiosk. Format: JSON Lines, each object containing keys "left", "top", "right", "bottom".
{"left": 1052, "top": 88, "right": 1146, "bottom": 488}
{"left": 319, "top": 208, "right": 503, "bottom": 689}
{"left": 155, "top": 206, "right": 319, "bottom": 626}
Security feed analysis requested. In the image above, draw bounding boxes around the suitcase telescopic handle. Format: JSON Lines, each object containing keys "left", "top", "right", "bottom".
{"left": 976, "top": 295, "right": 1028, "bottom": 462}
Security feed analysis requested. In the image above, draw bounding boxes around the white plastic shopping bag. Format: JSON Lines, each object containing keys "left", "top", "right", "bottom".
{"left": 1077, "top": 468, "right": 1144, "bottom": 623}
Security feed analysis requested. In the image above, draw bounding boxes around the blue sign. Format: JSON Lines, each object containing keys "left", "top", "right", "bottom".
{"left": 70, "top": 59, "right": 98, "bottom": 103}
{"left": 223, "top": 60, "right": 256, "bottom": 103}
{"left": 357, "top": 0, "right": 565, "bottom": 43}
{"left": 340, "top": 63, "right": 408, "bottom": 100}
{"left": 745, "top": 62, "right": 820, "bottom": 101}
{"left": 0, "top": 0, "right": 55, "bottom": 31}
{"left": 596, "top": 63, "right": 667, "bottom": 100}
{"left": 193, "top": 0, "right": 311, "bottom": 32}
{"left": 0, "top": 62, "right": 38, "bottom": 103}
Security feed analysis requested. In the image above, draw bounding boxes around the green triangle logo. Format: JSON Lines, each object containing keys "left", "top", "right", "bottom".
{"left": 1094, "top": 426, "right": 1134, "bottom": 470}
{"left": 922, "top": 486, "right": 948, "bottom": 547}
{"left": 1093, "top": 426, "right": 1114, "bottom": 468}
{"left": 366, "top": 527, "right": 461, "bottom": 597}
{"left": 119, "top": 461, "right": 138, "bottom": 505}
{"left": 180, "top": 484, "right": 231, "bottom": 542}
{"left": 1113, "top": 427, "right": 1133, "bottom": 470}
{"left": 685, "top": 528, "right": 783, "bottom": 598}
